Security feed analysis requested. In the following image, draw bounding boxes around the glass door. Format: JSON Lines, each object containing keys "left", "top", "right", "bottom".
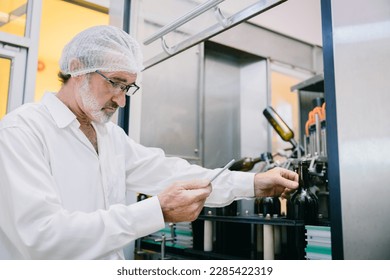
{"left": 0, "top": 57, "right": 11, "bottom": 119}
{"left": 0, "top": 46, "right": 26, "bottom": 119}
{"left": 0, "top": 0, "right": 41, "bottom": 115}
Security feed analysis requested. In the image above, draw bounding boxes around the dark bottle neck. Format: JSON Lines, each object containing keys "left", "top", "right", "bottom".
{"left": 298, "top": 161, "right": 310, "bottom": 190}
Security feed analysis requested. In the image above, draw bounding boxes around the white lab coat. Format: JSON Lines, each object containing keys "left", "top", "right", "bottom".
{"left": 0, "top": 92, "right": 254, "bottom": 259}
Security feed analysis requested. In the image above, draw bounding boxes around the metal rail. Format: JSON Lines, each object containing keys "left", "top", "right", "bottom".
{"left": 143, "top": 0, "right": 287, "bottom": 70}
{"left": 143, "top": 0, "right": 225, "bottom": 46}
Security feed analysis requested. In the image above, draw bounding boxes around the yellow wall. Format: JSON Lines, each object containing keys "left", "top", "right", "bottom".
{"left": 35, "top": 0, "right": 109, "bottom": 101}
{"left": 270, "top": 71, "right": 300, "bottom": 154}
{"left": 0, "top": 0, "right": 27, "bottom": 36}
{"left": 0, "top": 58, "right": 11, "bottom": 119}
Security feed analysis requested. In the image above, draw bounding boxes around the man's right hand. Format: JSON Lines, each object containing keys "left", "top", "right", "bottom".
{"left": 157, "top": 179, "right": 212, "bottom": 223}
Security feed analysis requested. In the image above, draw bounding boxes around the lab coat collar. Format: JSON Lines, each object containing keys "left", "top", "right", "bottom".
{"left": 42, "top": 92, "right": 109, "bottom": 135}
{"left": 41, "top": 92, "right": 77, "bottom": 128}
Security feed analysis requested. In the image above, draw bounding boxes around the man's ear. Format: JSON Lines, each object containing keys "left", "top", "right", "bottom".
{"left": 69, "top": 58, "right": 83, "bottom": 73}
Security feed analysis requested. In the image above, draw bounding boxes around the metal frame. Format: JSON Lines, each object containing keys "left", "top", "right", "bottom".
{"left": 109, "top": 0, "right": 132, "bottom": 134}
{"left": 0, "top": 0, "right": 42, "bottom": 108}
{"left": 143, "top": 0, "right": 225, "bottom": 46}
{"left": 321, "top": 0, "right": 390, "bottom": 260}
{"left": 198, "top": 42, "right": 206, "bottom": 165}
{"left": 143, "top": 0, "right": 287, "bottom": 70}
{"left": 0, "top": 46, "right": 26, "bottom": 112}
{"left": 321, "top": 0, "right": 343, "bottom": 259}
{"left": 110, "top": 0, "right": 145, "bottom": 141}
{"left": 24, "top": 0, "right": 42, "bottom": 103}
{"left": 211, "top": 22, "right": 322, "bottom": 75}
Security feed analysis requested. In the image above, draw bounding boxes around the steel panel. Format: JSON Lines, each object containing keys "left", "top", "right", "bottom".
{"left": 330, "top": 0, "right": 390, "bottom": 259}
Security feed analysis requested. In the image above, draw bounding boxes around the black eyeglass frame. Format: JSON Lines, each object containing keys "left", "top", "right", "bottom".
{"left": 95, "top": 70, "right": 140, "bottom": 96}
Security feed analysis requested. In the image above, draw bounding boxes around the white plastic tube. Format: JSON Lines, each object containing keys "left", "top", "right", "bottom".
{"left": 204, "top": 220, "right": 213, "bottom": 252}
{"left": 263, "top": 214, "right": 274, "bottom": 260}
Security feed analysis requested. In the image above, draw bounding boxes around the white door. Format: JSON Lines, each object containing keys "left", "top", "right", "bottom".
{"left": 0, "top": 0, "right": 42, "bottom": 118}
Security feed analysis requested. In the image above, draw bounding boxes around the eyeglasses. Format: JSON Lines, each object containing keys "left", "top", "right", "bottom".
{"left": 95, "top": 70, "right": 140, "bottom": 96}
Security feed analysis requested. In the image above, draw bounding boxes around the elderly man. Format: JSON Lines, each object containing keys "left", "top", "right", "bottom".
{"left": 0, "top": 25, "right": 298, "bottom": 260}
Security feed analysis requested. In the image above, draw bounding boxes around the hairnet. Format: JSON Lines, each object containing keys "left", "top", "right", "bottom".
{"left": 59, "top": 25, "right": 144, "bottom": 76}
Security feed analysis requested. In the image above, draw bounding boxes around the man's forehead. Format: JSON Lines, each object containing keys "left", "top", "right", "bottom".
{"left": 105, "top": 71, "right": 137, "bottom": 83}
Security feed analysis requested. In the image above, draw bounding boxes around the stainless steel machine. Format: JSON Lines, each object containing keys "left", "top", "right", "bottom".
{"left": 131, "top": 0, "right": 331, "bottom": 260}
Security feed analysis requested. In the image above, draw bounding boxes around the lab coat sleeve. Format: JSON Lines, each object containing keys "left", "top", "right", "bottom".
{"left": 123, "top": 137, "right": 255, "bottom": 207}
{"left": 0, "top": 126, "right": 165, "bottom": 259}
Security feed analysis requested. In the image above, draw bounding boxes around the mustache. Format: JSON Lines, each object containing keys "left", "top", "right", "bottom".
{"left": 102, "top": 102, "right": 119, "bottom": 110}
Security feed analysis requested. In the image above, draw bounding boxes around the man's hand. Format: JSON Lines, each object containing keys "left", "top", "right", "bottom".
{"left": 157, "top": 179, "right": 212, "bottom": 223}
{"left": 254, "top": 167, "right": 299, "bottom": 198}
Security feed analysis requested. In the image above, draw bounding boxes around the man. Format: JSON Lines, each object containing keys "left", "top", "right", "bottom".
{"left": 0, "top": 25, "right": 298, "bottom": 259}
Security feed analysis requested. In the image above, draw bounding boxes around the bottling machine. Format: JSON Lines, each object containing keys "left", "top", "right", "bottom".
{"left": 135, "top": 74, "right": 331, "bottom": 260}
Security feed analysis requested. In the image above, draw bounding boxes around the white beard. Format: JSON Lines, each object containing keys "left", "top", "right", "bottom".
{"left": 79, "top": 77, "right": 113, "bottom": 124}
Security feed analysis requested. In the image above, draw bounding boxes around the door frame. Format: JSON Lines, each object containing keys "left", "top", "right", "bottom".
{"left": 0, "top": 0, "right": 42, "bottom": 112}
{"left": 0, "top": 46, "right": 27, "bottom": 112}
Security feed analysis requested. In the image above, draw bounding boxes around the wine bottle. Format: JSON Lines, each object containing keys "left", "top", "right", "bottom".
{"left": 263, "top": 106, "right": 298, "bottom": 149}
{"left": 254, "top": 153, "right": 280, "bottom": 217}
{"left": 286, "top": 160, "right": 319, "bottom": 259}
{"left": 255, "top": 196, "right": 281, "bottom": 217}
{"left": 287, "top": 160, "right": 318, "bottom": 224}
{"left": 229, "top": 157, "right": 262, "bottom": 172}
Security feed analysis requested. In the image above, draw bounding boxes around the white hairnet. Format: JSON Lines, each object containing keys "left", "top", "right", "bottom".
{"left": 59, "top": 25, "right": 144, "bottom": 76}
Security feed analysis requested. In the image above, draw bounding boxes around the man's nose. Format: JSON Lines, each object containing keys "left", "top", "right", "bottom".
{"left": 112, "top": 92, "right": 126, "bottom": 108}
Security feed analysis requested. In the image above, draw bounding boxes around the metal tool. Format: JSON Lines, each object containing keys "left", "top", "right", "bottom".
{"left": 209, "top": 159, "right": 235, "bottom": 183}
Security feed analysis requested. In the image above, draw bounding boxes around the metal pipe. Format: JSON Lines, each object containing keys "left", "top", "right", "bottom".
{"left": 321, "top": 127, "right": 327, "bottom": 156}
{"left": 143, "top": 0, "right": 225, "bottom": 45}
{"left": 160, "top": 234, "right": 166, "bottom": 260}
{"left": 315, "top": 113, "right": 321, "bottom": 155}
{"left": 204, "top": 210, "right": 213, "bottom": 251}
